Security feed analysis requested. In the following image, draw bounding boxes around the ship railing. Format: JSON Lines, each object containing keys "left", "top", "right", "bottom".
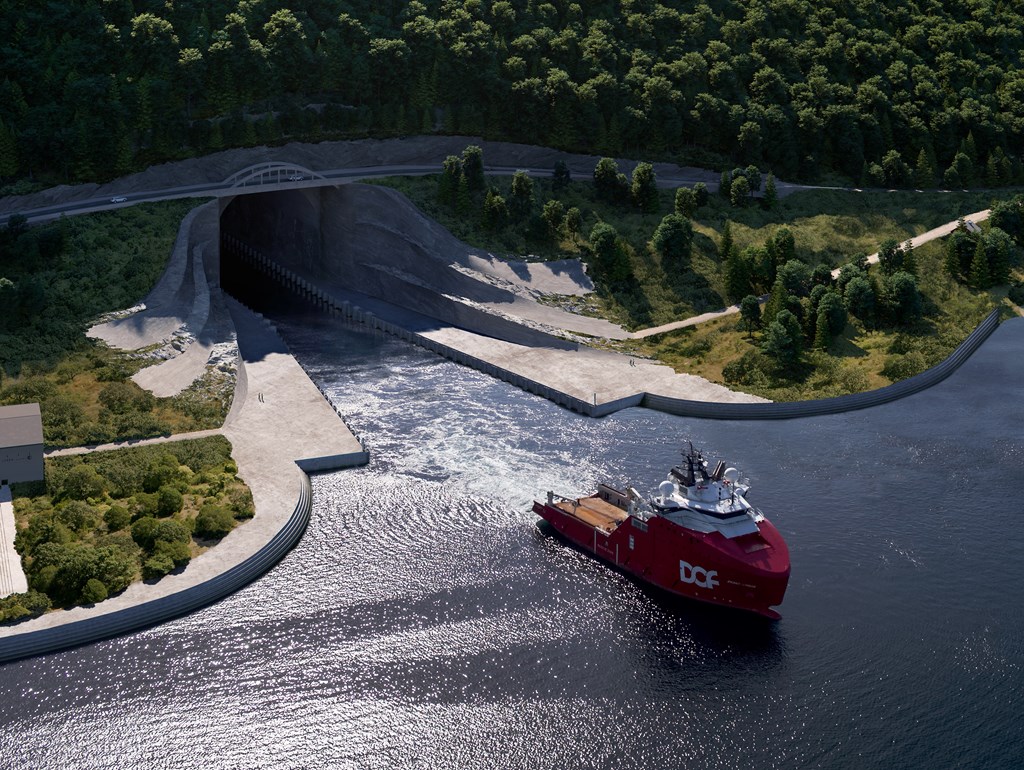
{"left": 546, "top": 491, "right": 581, "bottom": 509}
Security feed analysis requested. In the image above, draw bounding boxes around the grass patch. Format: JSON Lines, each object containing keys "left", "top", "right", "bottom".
{"left": 0, "top": 199, "right": 232, "bottom": 446}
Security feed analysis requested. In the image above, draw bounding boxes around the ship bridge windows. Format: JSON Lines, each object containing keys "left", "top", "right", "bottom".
{"left": 631, "top": 518, "right": 648, "bottom": 532}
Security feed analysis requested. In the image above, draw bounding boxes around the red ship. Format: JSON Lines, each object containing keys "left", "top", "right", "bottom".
{"left": 534, "top": 445, "right": 790, "bottom": 619}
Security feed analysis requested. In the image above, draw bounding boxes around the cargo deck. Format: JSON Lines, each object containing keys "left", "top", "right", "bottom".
{"left": 554, "top": 496, "right": 630, "bottom": 534}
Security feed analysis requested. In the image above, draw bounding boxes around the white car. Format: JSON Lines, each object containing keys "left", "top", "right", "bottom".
{"left": 110, "top": 196, "right": 128, "bottom": 203}
{"left": 287, "top": 174, "right": 303, "bottom": 181}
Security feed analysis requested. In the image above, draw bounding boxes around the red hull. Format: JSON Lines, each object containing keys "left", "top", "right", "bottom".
{"left": 534, "top": 500, "right": 790, "bottom": 619}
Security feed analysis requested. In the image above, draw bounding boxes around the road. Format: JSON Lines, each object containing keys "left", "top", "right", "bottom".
{"left": 0, "top": 157, "right": 996, "bottom": 337}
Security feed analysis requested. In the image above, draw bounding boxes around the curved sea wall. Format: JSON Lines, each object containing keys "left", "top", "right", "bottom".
{"left": 643, "top": 309, "right": 1001, "bottom": 420}
{"left": 0, "top": 475, "right": 312, "bottom": 664}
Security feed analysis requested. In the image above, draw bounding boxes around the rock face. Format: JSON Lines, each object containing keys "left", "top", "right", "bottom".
{"left": 221, "top": 182, "right": 629, "bottom": 345}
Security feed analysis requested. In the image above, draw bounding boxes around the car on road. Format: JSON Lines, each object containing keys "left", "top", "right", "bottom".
{"left": 287, "top": 174, "right": 304, "bottom": 181}
{"left": 110, "top": 196, "right": 128, "bottom": 203}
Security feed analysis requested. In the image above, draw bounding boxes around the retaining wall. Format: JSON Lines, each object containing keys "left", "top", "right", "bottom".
{"left": 0, "top": 475, "right": 313, "bottom": 664}
{"left": 643, "top": 309, "right": 1000, "bottom": 419}
{"left": 227, "top": 239, "right": 1002, "bottom": 421}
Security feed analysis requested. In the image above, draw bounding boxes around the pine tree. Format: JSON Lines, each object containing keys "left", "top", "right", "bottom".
{"left": 564, "top": 207, "right": 582, "bottom": 244}
{"left": 730, "top": 174, "right": 751, "bottom": 207}
{"left": 763, "top": 173, "right": 777, "bottom": 209}
{"left": 901, "top": 241, "right": 917, "bottom": 275}
{"left": 914, "top": 149, "right": 935, "bottom": 188}
{"left": 461, "top": 145, "right": 485, "bottom": 191}
{"left": 724, "top": 248, "right": 751, "bottom": 301}
{"left": 739, "top": 295, "right": 761, "bottom": 337}
{"left": 814, "top": 307, "right": 831, "bottom": 349}
{"left": 968, "top": 238, "right": 990, "bottom": 289}
{"left": 762, "top": 278, "right": 788, "bottom": 326}
{"left": 0, "top": 117, "right": 17, "bottom": 178}
{"left": 719, "top": 220, "right": 734, "bottom": 263}
{"left": 985, "top": 230, "right": 1012, "bottom": 285}
{"left": 631, "top": 162, "right": 659, "bottom": 214}
{"left": 719, "top": 170, "right": 732, "bottom": 200}
{"left": 944, "top": 234, "right": 963, "bottom": 280}
{"left": 674, "top": 187, "right": 697, "bottom": 217}
{"left": 456, "top": 172, "right": 471, "bottom": 214}
{"left": 438, "top": 155, "right": 461, "bottom": 206}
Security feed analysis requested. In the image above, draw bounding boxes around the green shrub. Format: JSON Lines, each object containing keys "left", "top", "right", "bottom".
{"left": 156, "top": 485, "right": 184, "bottom": 517}
{"left": 104, "top": 504, "right": 131, "bottom": 532}
{"left": 59, "top": 464, "right": 107, "bottom": 501}
{"left": 131, "top": 516, "right": 159, "bottom": 550}
{"left": 94, "top": 544, "right": 138, "bottom": 594}
{"left": 132, "top": 492, "right": 159, "bottom": 519}
{"left": 228, "top": 487, "right": 255, "bottom": 519}
{"left": 154, "top": 519, "right": 190, "bottom": 544}
{"left": 80, "top": 578, "right": 108, "bottom": 604}
{"left": 1009, "top": 282, "right": 1024, "bottom": 305}
{"left": 142, "top": 454, "right": 182, "bottom": 493}
{"left": 881, "top": 352, "right": 927, "bottom": 381}
{"left": 55, "top": 500, "right": 98, "bottom": 533}
{"left": 142, "top": 553, "right": 175, "bottom": 581}
{"left": 723, "top": 350, "right": 771, "bottom": 387}
{"left": 0, "top": 590, "right": 51, "bottom": 625}
{"left": 195, "top": 504, "right": 236, "bottom": 540}
{"left": 152, "top": 539, "right": 190, "bottom": 568}
{"left": 18, "top": 514, "right": 72, "bottom": 555}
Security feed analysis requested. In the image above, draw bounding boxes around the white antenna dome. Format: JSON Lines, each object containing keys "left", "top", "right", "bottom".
{"left": 658, "top": 480, "right": 675, "bottom": 500}
{"left": 724, "top": 467, "right": 739, "bottom": 483}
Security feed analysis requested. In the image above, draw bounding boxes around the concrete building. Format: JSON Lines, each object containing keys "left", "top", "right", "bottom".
{"left": 0, "top": 403, "right": 44, "bottom": 486}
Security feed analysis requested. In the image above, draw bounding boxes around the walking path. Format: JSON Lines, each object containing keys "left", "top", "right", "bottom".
{"left": 0, "top": 487, "right": 28, "bottom": 598}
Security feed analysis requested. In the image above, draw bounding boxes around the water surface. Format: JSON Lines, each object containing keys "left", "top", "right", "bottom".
{"left": 1, "top": 313, "right": 1021, "bottom": 769}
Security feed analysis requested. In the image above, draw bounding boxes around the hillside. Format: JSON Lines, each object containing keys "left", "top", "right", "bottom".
{"left": 1, "top": 1, "right": 1022, "bottom": 188}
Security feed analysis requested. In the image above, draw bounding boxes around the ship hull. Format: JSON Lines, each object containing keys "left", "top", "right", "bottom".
{"left": 534, "top": 499, "right": 790, "bottom": 619}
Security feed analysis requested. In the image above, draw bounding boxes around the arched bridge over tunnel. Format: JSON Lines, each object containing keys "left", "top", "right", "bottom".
{"left": 223, "top": 162, "right": 327, "bottom": 188}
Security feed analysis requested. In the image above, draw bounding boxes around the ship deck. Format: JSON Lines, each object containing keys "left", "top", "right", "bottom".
{"left": 555, "top": 496, "right": 630, "bottom": 533}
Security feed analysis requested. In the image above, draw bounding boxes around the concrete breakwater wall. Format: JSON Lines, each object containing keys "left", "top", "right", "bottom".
{"left": 0, "top": 476, "right": 313, "bottom": 664}
{"left": 643, "top": 309, "right": 1000, "bottom": 419}
{"left": 231, "top": 242, "right": 1002, "bottom": 421}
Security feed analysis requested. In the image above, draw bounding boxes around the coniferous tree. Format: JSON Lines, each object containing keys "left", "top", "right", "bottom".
{"left": 594, "top": 158, "right": 620, "bottom": 201}
{"left": 985, "top": 229, "right": 1012, "bottom": 285}
{"left": 0, "top": 118, "right": 17, "bottom": 178}
{"left": 813, "top": 308, "right": 832, "bottom": 349}
{"left": 914, "top": 149, "right": 935, "bottom": 188}
{"left": 461, "top": 145, "right": 485, "bottom": 192}
{"left": 969, "top": 238, "right": 991, "bottom": 289}
{"left": 541, "top": 199, "right": 564, "bottom": 239}
{"left": 763, "top": 173, "right": 777, "bottom": 209}
{"left": 552, "top": 160, "right": 571, "bottom": 191}
{"left": 739, "top": 295, "right": 761, "bottom": 337}
{"left": 719, "top": 170, "right": 732, "bottom": 200}
{"left": 564, "top": 207, "right": 582, "bottom": 244}
{"left": 456, "top": 172, "right": 471, "bottom": 214}
{"left": 762, "top": 278, "right": 788, "bottom": 326}
{"left": 674, "top": 187, "right": 696, "bottom": 218}
{"left": 631, "top": 162, "right": 659, "bottom": 214}
{"left": 509, "top": 170, "right": 534, "bottom": 219}
{"left": 730, "top": 174, "right": 750, "bottom": 207}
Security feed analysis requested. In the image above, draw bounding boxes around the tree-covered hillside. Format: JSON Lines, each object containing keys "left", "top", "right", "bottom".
{"left": 1, "top": 1, "right": 1022, "bottom": 187}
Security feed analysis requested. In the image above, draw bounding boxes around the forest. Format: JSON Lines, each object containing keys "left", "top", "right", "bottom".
{"left": 1, "top": 1, "right": 1023, "bottom": 188}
